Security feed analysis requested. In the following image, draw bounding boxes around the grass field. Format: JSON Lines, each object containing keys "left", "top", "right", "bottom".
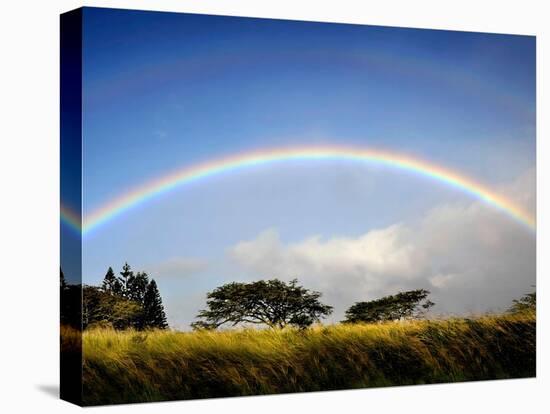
{"left": 64, "top": 312, "right": 535, "bottom": 405}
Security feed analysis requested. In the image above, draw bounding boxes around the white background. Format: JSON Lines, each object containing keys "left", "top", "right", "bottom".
{"left": 0, "top": 0, "right": 547, "bottom": 412}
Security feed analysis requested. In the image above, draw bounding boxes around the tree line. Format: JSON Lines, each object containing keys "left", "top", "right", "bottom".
{"left": 60, "top": 263, "right": 168, "bottom": 330}
{"left": 191, "top": 278, "right": 435, "bottom": 330}
{"left": 191, "top": 278, "right": 535, "bottom": 330}
{"left": 62, "top": 270, "right": 535, "bottom": 331}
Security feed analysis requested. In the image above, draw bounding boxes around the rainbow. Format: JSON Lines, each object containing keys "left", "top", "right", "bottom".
{"left": 60, "top": 203, "right": 81, "bottom": 233}
{"left": 61, "top": 146, "right": 535, "bottom": 235}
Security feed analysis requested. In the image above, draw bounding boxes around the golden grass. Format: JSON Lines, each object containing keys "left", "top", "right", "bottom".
{"left": 74, "top": 312, "right": 535, "bottom": 405}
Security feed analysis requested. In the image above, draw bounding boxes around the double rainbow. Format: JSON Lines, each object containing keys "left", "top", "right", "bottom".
{"left": 61, "top": 146, "right": 535, "bottom": 236}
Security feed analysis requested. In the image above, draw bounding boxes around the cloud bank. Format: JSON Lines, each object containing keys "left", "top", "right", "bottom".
{"left": 229, "top": 167, "right": 535, "bottom": 321}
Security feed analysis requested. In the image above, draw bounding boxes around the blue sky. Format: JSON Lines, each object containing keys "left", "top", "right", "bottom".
{"left": 77, "top": 7, "right": 535, "bottom": 329}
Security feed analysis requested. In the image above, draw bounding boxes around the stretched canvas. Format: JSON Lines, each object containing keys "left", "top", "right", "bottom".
{"left": 60, "top": 7, "right": 536, "bottom": 406}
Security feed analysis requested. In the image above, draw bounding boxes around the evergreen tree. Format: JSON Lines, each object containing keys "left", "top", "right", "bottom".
{"left": 60, "top": 267, "right": 67, "bottom": 290}
{"left": 127, "top": 271, "right": 149, "bottom": 303}
{"left": 142, "top": 279, "right": 168, "bottom": 329}
{"left": 102, "top": 267, "right": 122, "bottom": 295}
{"left": 118, "top": 262, "right": 133, "bottom": 298}
{"left": 78, "top": 263, "right": 169, "bottom": 331}
{"left": 60, "top": 268, "right": 81, "bottom": 328}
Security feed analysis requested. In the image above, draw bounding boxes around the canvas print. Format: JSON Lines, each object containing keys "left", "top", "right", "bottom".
{"left": 60, "top": 7, "right": 536, "bottom": 406}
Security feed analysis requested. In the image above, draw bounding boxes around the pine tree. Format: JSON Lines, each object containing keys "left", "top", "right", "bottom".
{"left": 102, "top": 267, "right": 122, "bottom": 295}
{"left": 118, "top": 262, "right": 133, "bottom": 298}
{"left": 127, "top": 271, "right": 149, "bottom": 303}
{"left": 60, "top": 268, "right": 67, "bottom": 290}
{"left": 142, "top": 279, "right": 168, "bottom": 329}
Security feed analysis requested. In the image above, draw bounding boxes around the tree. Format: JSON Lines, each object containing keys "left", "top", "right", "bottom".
{"left": 60, "top": 267, "right": 67, "bottom": 290}
{"left": 118, "top": 262, "right": 133, "bottom": 298}
{"left": 102, "top": 267, "right": 122, "bottom": 295}
{"left": 60, "top": 268, "right": 81, "bottom": 328}
{"left": 343, "top": 289, "right": 434, "bottom": 323}
{"left": 508, "top": 290, "right": 536, "bottom": 314}
{"left": 192, "top": 278, "right": 333, "bottom": 330}
{"left": 127, "top": 271, "right": 149, "bottom": 304}
{"left": 142, "top": 279, "right": 168, "bottom": 329}
{"left": 82, "top": 285, "right": 142, "bottom": 330}
{"left": 79, "top": 263, "right": 169, "bottom": 330}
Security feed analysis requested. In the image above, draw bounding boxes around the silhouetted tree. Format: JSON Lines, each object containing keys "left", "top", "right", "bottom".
{"left": 60, "top": 267, "right": 67, "bottom": 290}
{"left": 75, "top": 263, "right": 169, "bottom": 330}
{"left": 102, "top": 266, "right": 122, "bottom": 295}
{"left": 508, "top": 290, "right": 536, "bottom": 314}
{"left": 118, "top": 262, "right": 133, "bottom": 298}
{"left": 83, "top": 285, "right": 142, "bottom": 330}
{"left": 192, "top": 278, "right": 333, "bottom": 330}
{"left": 127, "top": 271, "right": 150, "bottom": 304}
{"left": 343, "top": 289, "right": 434, "bottom": 323}
{"left": 142, "top": 279, "right": 168, "bottom": 329}
{"left": 60, "top": 268, "right": 81, "bottom": 328}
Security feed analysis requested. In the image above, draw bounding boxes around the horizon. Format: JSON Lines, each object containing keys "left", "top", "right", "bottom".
{"left": 60, "top": 8, "right": 535, "bottom": 330}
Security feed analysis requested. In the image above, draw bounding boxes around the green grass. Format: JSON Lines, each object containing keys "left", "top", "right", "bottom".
{"left": 70, "top": 312, "right": 535, "bottom": 405}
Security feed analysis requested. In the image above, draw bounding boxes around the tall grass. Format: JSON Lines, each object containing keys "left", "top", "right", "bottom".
{"left": 77, "top": 312, "right": 535, "bottom": 405}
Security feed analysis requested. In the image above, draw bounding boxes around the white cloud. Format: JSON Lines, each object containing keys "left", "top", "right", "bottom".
{"left": 229, "top": 167, "right": 536, "bottom": 321}
{"left": 428, "top": 273, "right": 455, "bottom": 289}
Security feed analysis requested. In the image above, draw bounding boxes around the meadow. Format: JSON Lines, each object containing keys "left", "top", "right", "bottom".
{"left": 62, "top": 311, "right": 536, "bottom": 405}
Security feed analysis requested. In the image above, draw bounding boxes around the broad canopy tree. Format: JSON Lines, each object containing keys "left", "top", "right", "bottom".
{"left": 192, "top": 278, "right": 333, "bottom": 330}
{"left": 83, "top": 285, "right": 142, "bottom": 330}
{"left": 343, "top": 289, "right": 434, "bottom": 323}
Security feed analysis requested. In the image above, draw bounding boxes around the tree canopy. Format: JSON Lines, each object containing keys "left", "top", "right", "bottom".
{"left": 83, "top": 285, "right": 143, "bottom": 330}
{"left": 343, "top": 289, "right": 434, "bottom": 323}
{"left": 508, "top": 290, "right": 536, "bottom": 314}
{"left": 78, "top": 263, "right": 169, "bottom": 330}
{"left": 192, "top": 278, "right": 333, "bottom": 330}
